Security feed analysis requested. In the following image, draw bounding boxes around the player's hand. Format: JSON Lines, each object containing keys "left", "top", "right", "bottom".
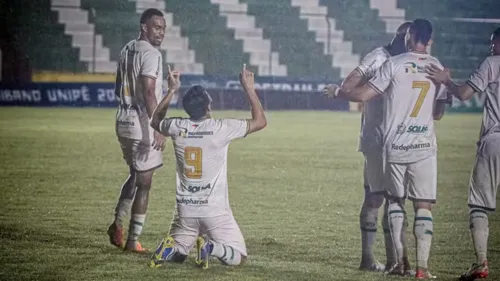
{"left": 239, "top": 63, "right": 255, "bottom": 91}
{"left": 167, "top": 65, "right": 181, "bottom": 91}
{"left": 152, "top": 130, "right": 166, "bottom": 151}
{"left": 425, "top": 63, "right": 451, "bottom": 84}
{"left": 322, "top": 84, "right": 340, "bottom": 99}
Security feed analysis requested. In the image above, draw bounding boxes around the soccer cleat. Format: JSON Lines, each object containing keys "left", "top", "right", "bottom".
{"left": 359, "top": 261, "right": 385, "bottom": 272}
{"left": 458, "top": 262, "right": 489, "bottom": 281}
{"left": 107, "top": 222, "right": 124, "bottom": 248}
{"left": 196, "top": 235, "right": 211, "bottom": 269}
{"left": 149, "top": 237, "right": 175, "bottom": 268}
{"left": 384, "top": 263, "right": 415, "bottom": 277}
{"left": 416, "top": 269, "right": 437, "bottom": 279}
{"left": 124, "top": 241, "right": 149, "bottom": 253}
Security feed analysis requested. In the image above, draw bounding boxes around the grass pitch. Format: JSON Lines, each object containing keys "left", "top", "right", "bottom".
{"left": 0, "top": 107, "right": 498, "bottom": 281}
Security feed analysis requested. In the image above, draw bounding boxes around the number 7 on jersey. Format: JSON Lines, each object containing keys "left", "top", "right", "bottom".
{"left": 410, "top": 81, "right": 430, "bottom": 118}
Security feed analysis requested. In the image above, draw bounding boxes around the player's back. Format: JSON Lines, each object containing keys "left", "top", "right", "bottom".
{"left": 165, "top": 117, "right": 249, "bottom": 218}
{"left": 471, "top": 56, "right": 500, "bottom": 141}
{"left": 115, "top": 40, "right": 163, "bottom": 141}
{"left": 377, "top": 52, "right": 447, "bottom": 163}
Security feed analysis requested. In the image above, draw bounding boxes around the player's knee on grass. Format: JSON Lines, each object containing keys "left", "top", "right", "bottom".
{"left": 170, "top": 252, "right": 188, "bottom": 263}
{"left": 219, "top": 250, "right": 245, "bottom": 266}
{"left": 238, "top": 255, "right": 247, "bottom": 266}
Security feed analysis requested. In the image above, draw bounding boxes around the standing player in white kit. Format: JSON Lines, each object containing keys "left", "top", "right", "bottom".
{"left": 148, "top": 63, "right": 267, "bottom": 268}
{"left": 426, "top": 27, "right": 500, "bottom": 281}
{"left": 107, "top": 8, "right": 167, "bottom": 252}
{"left": 340, "top": 22, "right": 414, "bottom": 274}
{"left": 324, "top": 19, "right": 451, "bottom": 279}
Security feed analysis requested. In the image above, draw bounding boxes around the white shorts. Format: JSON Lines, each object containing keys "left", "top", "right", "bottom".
{"left": 118, "top": 136, "right": 163, "bottom": 172}
{"left": 363, "top": 150, "right": 385, "bottom": 194}
{"left": 385, "top": 155, "right": 437, "bottom": 202}
{"left": 168, "top": 213, "right": 247, "bottom": 257}
{"left": 469, "top": 137, "right": 500, "bottom": 211}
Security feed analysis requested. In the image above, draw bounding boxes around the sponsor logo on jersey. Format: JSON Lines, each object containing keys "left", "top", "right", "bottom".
{"left": 407, "top": 125, "right": 428, "bottom": 134}
{"left": 404, "top": 62, "right": 425, "bottom": 74}
{"left": 396, "top": 123, "right": 407, "bottom": 134}
{"left": 391, "top": 142, "right": 431, "bottom": 151}
{"left": 185, "top": 183, "right": 211, "bottom": 193}
{"left": 178, "top": 128, "right": 188, "bottom": 138}
{"left": 117, "top": 120, "right": 135, "bottom": 126}
{"left": 397, "top": 124, "right": 428, "bottom": 134}
{"left": 176, "top": 198, "right": 209, "bottom": 205}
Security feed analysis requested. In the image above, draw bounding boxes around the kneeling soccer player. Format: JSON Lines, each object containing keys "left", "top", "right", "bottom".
{"left": 149, "top": 64, "right": 267, "bottom": 268}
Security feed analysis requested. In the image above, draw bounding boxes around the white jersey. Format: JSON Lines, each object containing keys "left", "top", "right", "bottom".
{"left": 467, "top": 56, "right": 500, "bottom": 142}
{"left": 115, "top": 40, "right": 163, "bottom": 141}
{"left": 368, "top": 52, "right": 448, "bottom": 163}
{"left": 159, "top": 118, "right": 249, "bottom": 217}
{"left": 355, "top": 47, "right": 391, "bottom": 152}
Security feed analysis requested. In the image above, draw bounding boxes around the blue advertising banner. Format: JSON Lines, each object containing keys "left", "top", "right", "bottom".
{"left": 0, "top": 75, "right": 347, "bottom": 110}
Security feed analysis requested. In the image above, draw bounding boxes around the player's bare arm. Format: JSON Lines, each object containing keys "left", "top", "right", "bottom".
{"left": 323, "top": 83, "right": 378, "bottom": 102}
{"left": 240, "top": 64, "right": 267, "bottom": 134}
{"left": 114, "top": 68, "right": 122, "bottom": 98}
{"left": 433, "top": 101, "right": 446, "bottom": 121}
{"left": 426, "top": 63, "right": 475, "bottom": 101}
{"left": 150, "top": 65, "right": 181, "bottom": 135}
{"left": 340, "top": 69, "right": 368, "bottom": 92}
{"left": 140, "top": 74, "right": 166, "bottom": 151}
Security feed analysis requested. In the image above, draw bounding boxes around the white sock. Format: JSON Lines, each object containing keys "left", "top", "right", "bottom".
{"left": 382, "top": 204, "right": 396, "bottom": 266}
{"left": 210, "top": 241, "right": 242, "bottom": 266}
{"left": 388, "top": 202, "right": 405, "bottom": 264}
{"left": 469, "top": 208, "right": 489, "bottom": 264}
{"left": 127, "top": 214, "right": 146, "bottom": 246}
{"left": 114, "top": 198, "right": 132, "bottom": 226}
{"left": 360, "top": 205, "right": 379, "bottom": 264}
{"left": 414, "top": 209, "right": 433, "bottom": 270}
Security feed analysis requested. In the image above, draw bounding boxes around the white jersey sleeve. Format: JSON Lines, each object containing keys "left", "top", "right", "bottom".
{"left": 367, "top": 59, "right": 395, "bottom": 95}
{"left": 356, "top": 47, "right": 391, "bottom": 78}
{"left": 467, "top": 56, "right": 500, "bottom": 140}
{"left": 159, "top": 117, "right": 183, "bottom": 136}
{"left": 221, "top": 119, "right": 249, "bottom": 142}
{"left": 140, "top": 49, "right": 162, "bottom": 79}
{"left": 467, "top": 58, "right": 494, "bottom": 93}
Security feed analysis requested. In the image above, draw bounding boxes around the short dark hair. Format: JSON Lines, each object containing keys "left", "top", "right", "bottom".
{"left": 182, "top": 85, "right": 212, "bottom": 119}
{"left": 409, "top": 19, "right": 433, "bottom": 45}
{"left": 140, "top": 8, "right": 163, "bottom": 24}
{"left": 493, "top": 27, "right": 500, "bottom": 40}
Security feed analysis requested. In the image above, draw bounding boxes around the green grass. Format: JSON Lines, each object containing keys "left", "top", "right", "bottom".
{"left": 0, "top": 107, "right": 498, "bottom": 281}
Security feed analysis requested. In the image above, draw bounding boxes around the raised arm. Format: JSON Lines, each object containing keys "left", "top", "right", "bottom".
{"left": 239, "top": 64, "right": 267, "bottom": 134}
{"left": 150, "top": 65, "right": 181, "bottom": 135}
